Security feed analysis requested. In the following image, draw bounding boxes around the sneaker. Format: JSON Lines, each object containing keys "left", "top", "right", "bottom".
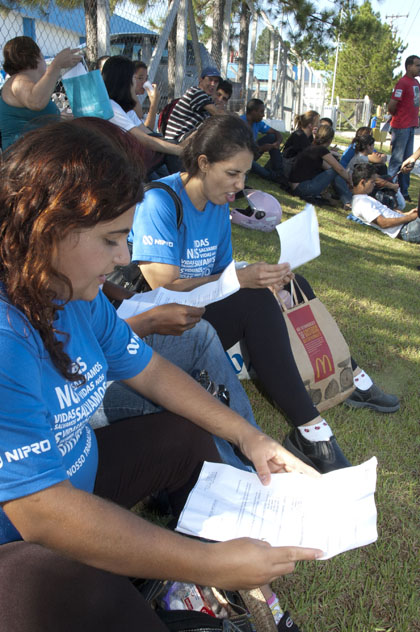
{"left": 283, "top": 428, "right": 351, "bottom": 474}
{"left": 344, "top": 383, "right": 400, "bottom": 413}
{"left": 277, "top": 611, "right": 301, "bottom": 631}
{"left": 403, "top": 194, "right": 412, "bottom": 202}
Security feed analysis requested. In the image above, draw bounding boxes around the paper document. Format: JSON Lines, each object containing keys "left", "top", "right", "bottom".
{"left": 62, "top": 61, "right": 87, "bottom": 80}
{"left": 176, "top": 458, "right": 378, "bottom": 560}
{"left": 116, "top": 260, "right": 240, "bottom": 320}
{"left": 277, "top": 204, "right": 321, "bottom": 269}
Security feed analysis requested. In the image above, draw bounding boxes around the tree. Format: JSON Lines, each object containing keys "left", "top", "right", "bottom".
{"left": 321, "top": 1, "right": 405, "bottom": 104}
{"left": 237, "top": 1, "right": 251, "bottom": 98}
{"left": 255, "top": 26, "right": 278, "bottom": 64}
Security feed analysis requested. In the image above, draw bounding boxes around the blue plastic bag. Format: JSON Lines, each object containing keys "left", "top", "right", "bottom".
{"left": 62, "top": 69, "right": 113, "bottom": 120}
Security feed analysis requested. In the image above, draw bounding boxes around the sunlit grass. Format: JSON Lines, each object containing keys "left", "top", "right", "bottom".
{"left": 231, "top": 167, "right": 420, "bottom": 631}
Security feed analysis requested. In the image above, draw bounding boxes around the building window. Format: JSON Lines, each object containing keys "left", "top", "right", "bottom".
{"left": 23, "top": 18, "right": 36, "bottom": 41}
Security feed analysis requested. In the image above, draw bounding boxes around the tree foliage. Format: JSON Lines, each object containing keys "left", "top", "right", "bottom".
{"left": 254, "top": 26, "right": 278, "bottom": 64}
{"left": 321, "top": 1, "right": 405, "bottom": 104}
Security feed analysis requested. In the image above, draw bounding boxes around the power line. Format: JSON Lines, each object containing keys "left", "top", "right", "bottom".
{"left": 404, "top": 5, "right": 420, "bottom": 40}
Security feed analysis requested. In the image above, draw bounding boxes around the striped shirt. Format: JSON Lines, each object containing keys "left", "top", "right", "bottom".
{"left": 164, "top": 86, "right": 213, "bottom": 141}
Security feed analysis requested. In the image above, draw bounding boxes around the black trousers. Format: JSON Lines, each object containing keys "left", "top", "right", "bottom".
{"left": 0, "top": 413, "right": 220, "bottom": 632}
{"left": 204, "top": 274, "right": 357, "bottom": 426}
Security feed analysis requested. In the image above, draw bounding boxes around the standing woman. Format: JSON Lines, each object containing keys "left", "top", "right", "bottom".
{"left": 0, "top": 36, "right": 81, "bottom": 149}
{"left": 129, "top": 115, "right": 356, "bottom": 474}
{"left": 0, "top": 118, "right": 319, "bottom": 631}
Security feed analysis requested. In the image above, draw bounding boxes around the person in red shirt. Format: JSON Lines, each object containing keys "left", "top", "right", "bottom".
{"left": 387, "top": 55, "right": 420, "bottom": 201}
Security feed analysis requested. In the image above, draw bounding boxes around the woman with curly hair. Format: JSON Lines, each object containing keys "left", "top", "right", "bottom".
{"left": 0, "top": 118, "right": 319, "bottom": 631}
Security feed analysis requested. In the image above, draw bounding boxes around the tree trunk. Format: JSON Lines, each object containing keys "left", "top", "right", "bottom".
{"left": 84, "top": 0, "right": 97, "bottom": 70}
{"left": 211, "top": 0, "right": 225, "bottom": 67}
{"left": 237, "top": 1, "right": 251, "bottom": 106}
{"left": 168, "top": 13, "right": 177, "bottom": 101}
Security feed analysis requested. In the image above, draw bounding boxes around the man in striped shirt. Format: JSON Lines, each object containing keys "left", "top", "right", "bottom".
{"left": 164, "top": 66, "right": 220, "bottom": 142}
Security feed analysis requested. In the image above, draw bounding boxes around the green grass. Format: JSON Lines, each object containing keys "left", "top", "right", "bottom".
{"left": 231, "top": 169, "right": 420, "bottom": 631}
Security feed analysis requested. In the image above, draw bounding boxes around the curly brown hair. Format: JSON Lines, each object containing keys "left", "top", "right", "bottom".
{"left": 0, "top": 118, "right": 144, "bottom": 382}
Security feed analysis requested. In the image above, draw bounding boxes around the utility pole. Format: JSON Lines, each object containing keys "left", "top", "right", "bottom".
{"left": 385, "top": 14, "right": 408, "bottom": 35}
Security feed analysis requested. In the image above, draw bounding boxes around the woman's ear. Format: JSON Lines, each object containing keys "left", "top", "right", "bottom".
{"left": 197, "top": 154, "right": 209, "bottom": 174}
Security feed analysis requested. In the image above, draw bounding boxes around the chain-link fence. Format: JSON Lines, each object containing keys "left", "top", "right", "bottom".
{"left": 0, "top": 0, "right": 328, "bottom": 131}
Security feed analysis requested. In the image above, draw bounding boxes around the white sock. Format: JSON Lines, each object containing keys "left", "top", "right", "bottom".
{"left": 354, "top": 370, "right": 373, "bottom": 391}
{"left": 298, "top": 419, "right": 333, "bottom": 442}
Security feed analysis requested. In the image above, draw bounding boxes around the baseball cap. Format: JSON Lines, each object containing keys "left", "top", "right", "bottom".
{"left": 200, "top": 66, "right": 220, "bottom": 79}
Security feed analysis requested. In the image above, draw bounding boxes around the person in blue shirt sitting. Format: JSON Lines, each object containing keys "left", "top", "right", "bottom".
{"left": 0, "top": 117, "right": 320, "bottom": 632}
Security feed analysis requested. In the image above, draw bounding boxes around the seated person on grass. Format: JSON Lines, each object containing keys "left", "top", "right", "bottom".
{"left": 132, "top": 60, "right": 160, "bottom": 132}
{"left": 214, "top": 79, "right": 232, "bottom": 112}
{"left": 164, "top": 66, "right": 220, "bottom": 142}
{"left": 351, "top": 163, "right": 420, "bottom": 242}
{"left": 347, "top": 135, "right": 405, "bottom": 210}
{"left": 289, "top": 124, "right": 353, "bottom": 210}
{"left": 282, "top": 110, "right": 320, "bottom": 178}
{"left": 240, "top": 98, "right": 287, "bottom": 187}
{"left": 340, "top": 126, "right": 388, "bottom": 169}
{"left": 316, "top": 117, "right": 340, "bottom": 159}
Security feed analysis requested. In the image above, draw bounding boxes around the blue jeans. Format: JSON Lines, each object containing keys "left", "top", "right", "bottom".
{"left": 399, "top": 217, "right": 420, "bottom": 243}
{"left": 388, "top": 127, "right": 415, "bottom": 197}
{"left": 294, "top": 169, "right": 352, "bottom": 205}
{"left": 89, "top": 319, "right": 258, "bottom": 471}
{"left": 251, "top": 133, "right": 284, "bottom": 181}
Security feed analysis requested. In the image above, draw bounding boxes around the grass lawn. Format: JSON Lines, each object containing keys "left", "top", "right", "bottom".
{"left": 230, "top": 168, "right": 420, "bottom": 631}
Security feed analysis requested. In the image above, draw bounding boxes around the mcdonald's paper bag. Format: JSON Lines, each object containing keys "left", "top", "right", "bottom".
{"left": 281, "top": 296, "right": 355, "bottom": 412}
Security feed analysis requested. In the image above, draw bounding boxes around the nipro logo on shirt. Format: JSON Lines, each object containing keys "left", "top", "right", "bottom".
{"left": 394, "top": 89, "right": 402, "bottom": 98}
{"left": 142, "top": 234, "right": 173, "bottom": 247}
{"left": 127, "top": 333, "right": 142, "bottom": 355}
{"left": 1, "top": 440, "right": 51, "bottom": 465}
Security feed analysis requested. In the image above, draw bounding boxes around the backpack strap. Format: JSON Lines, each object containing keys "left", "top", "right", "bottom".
{"left": 103, "top": 181, "right": 183, "bottom": 308}
{"left": 143, "top": 181, "right": 183, "bottom": 228}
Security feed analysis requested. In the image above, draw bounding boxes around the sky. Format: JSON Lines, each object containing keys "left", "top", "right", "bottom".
{"left": 254, "top": 0, "right": 420, "bottom": 75}
{"left": 370, "top": 0, "right": 420, "bottom": 73}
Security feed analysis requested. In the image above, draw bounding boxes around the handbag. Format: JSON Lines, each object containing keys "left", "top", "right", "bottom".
{"left": 277, "top": 280, "right": 354, "bottom": 412}
{"left": 105, "top": 182, "right": 183, "bottom": 307}
{"left": 62, "top": 62, "right": 113, "bottom": 119}
{"left": 135, "top": 579, "right": 279, "bottom": 631}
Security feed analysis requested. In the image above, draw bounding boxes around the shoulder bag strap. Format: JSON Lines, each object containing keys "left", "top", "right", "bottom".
{"left": 143, "top": 181, "right": 183, "bottom": 228}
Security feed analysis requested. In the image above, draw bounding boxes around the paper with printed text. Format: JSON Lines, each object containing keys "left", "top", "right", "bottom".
{"left": 176, "top": 457, "right": 378, "bottom": 560}
{"left": 277, "top": 204, "right": 321, "bottom": 269}
{"left": 116, "top": 260, "right": 240, "bottom": 319}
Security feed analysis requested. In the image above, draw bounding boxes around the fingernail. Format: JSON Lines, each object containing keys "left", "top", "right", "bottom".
{"left": 315, "top": 551, "right": 325, "bottom": 559}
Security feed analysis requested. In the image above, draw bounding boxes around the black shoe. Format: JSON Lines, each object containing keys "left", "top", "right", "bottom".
{"left": 283, "top": 428, "right": 351, "bottom": 474}
{"left": 403, "top": 194, "right": 412, "bottom": 202}
{"left": 344, "top": 383, "right": 400, "bottom": 413}
{"left": 277, "top": 611, "right": 301, "bottom": 631}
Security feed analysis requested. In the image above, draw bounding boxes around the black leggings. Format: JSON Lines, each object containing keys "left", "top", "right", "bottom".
{"left": 0, "top": 413, "right": 220, "bottom": 632}
{"left": 204, "top": 274, "right": 357, "bottom": 426}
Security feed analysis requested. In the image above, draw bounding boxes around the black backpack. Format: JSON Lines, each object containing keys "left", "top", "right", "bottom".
{"left": 104, "top": 181, "right": 182, "bottom": 307}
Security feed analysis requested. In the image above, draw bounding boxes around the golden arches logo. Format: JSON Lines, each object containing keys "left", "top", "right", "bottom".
{"left": 315, "top": 354, "right": 333, "bottom": 379}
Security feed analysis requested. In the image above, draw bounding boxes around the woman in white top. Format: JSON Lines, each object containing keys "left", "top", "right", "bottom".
{"left": 102, "top": 55, "right": 181, "bottom": 174}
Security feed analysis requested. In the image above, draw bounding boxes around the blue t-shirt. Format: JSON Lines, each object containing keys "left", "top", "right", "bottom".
{"left": 239, "top": 114, "right": 271, "bottom": 141}
{"left": 129, "top": 173, "right": 233, "bottom": 278}
{"left": 0, "top": 290, "right": 152, "bottom": 543}
{"left": 340, "top": 143, "right": 356, "bottom": 168}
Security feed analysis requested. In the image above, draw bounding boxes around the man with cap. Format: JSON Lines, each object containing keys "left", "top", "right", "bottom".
{"left": 164, "top": 66, "right": 220, "bottom": 142}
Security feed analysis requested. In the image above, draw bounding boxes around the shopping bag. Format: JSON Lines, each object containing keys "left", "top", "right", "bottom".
{"left": 62, "top": 64, "right": 113, "bottom": 120}
{"left": 278, "top": 281, "right": 354, "bottom": 412}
